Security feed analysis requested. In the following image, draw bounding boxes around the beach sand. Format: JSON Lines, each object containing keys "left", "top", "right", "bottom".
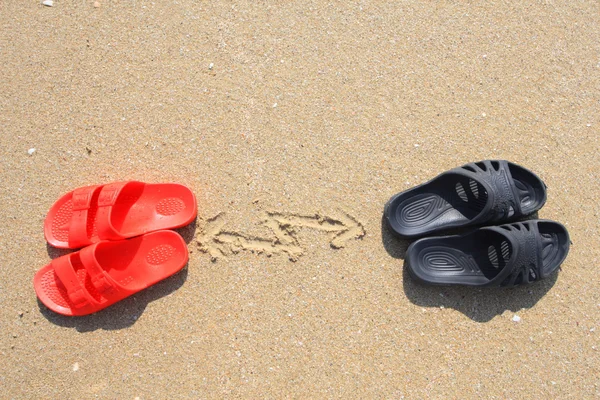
{"left": 1, "top": 1, "right": 599, "bottom": 398}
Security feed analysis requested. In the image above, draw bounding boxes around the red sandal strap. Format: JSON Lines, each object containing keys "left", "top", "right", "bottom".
{"left": 51, "top": 255, "right": 100, "bottom": 310}
{"left": 95, "top": 181, "right": 134, "bottom": 241}
{"left": 67, "top": 185, "right": 102, "bottom": 248}
{"left": 77, "top": 244, "right": 119, "bottom": 295}
{"left": 77, "top": 243, "right": 135, "bottom": 297}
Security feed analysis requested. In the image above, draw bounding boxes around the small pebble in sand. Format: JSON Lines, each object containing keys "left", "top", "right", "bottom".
{"left": 512, "top": 315, "right": 521, "bottom": 322}
{"left": 28, "top": 148, "right": 36, "bottom": 155}
{"left": 18, "top": 311, "right": 23, "bottom": 318}
{"left": 93, "top": 1, "right": 100, "bottom": 7}
{"left": 72, "top": 362, "right": 79, "bottom": 371}
{"left": 42, "top": 0, "right": 54, "bottom": 6}
{"left": 208, "top": 63, "right": 214, "bottom": 70}
{"left": 272, "top": 103, "right": 278, "bottom": 108}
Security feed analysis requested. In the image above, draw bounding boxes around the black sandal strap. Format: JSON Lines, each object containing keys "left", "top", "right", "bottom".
{"left": 486, "top": 221, "right": 543, "bottom": 287}
{"left": 450, "top": 160, "right": 523, "bottom": 224}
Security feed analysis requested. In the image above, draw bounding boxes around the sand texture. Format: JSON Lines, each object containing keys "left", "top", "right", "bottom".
{"left": 1, "top": 1, "right": 599, "bottom": 398}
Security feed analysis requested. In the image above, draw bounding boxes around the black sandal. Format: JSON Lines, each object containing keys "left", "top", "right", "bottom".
{"left": 405, "top": 220, "right": 570, "bottom": 287}
{"left": 385, "top": 160, "right": 547, "bottom": 238}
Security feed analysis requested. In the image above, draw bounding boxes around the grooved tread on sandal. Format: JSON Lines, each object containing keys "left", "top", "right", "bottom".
{"left": 384, "top": 160, "right": 547, "bottom": 238}
{"left": 405, "top": 220, "right": 570, "bottom": 287}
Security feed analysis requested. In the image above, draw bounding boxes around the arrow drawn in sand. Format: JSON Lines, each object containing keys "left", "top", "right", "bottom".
{"left": 197, "top": 210, "right": 365, "bottom": 261}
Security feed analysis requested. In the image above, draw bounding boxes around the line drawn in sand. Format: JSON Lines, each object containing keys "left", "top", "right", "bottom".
{"left": 196, "top": 210, "right": 365, "bottom": 261}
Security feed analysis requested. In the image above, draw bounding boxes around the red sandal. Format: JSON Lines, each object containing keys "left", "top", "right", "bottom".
{"left": 34, "top": 230, "right": 188, "bottom": 316}
{"left": 44, "top": 181, "right": 197, "bottom": 249}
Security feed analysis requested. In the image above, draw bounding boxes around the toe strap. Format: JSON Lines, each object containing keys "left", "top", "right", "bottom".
{"left": 95, "top": 181, "right": 144, "bottom": 241}
{"left": 452, "top": 160, "right": 523, "bottom": 223}
{"left": 51, "top": 245, "right": 134, "bottom": 311}
{"left": 51, "top": 255, "right": 101, "bottom": 310}
{"left": 486, "top": 222, "right": 544, "bottom": 287}
{"left": 78, "top": 244, "right": 133, "bottom": 296}
{"left": 67, "top": 185, "right": 102, "bottom": 248}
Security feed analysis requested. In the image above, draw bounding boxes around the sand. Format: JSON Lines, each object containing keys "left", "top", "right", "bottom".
{"left": 1, "top": 1, "right": 599, "bottom": 398}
